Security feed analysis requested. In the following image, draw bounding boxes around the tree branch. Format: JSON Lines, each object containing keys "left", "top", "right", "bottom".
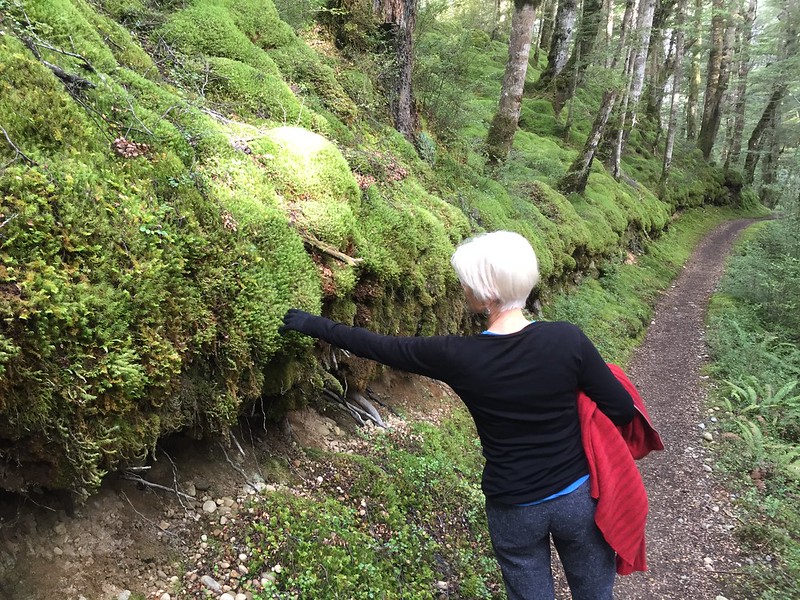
{"left": 0, "top": 125, "right": 37, "bottom": 166}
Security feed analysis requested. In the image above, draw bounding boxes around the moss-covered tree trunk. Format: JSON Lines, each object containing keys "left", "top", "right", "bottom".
{"left": 685, "top": 0, "right": 703, "bottom": 140}
{"left": 723, "top": 0, "right": 757, "bottom": 169}
{"left": 375, "top": 0, "right": 419, "bottom": 140}
{"left": 560, "top": 89, "right": 617, "bottom": 194}
{"left": 643, "top": 0, "right": 678, "bottom": 123}
{"left": 535, "top": 0, "right": 578, "bottom": 89}
{"left": 697, "top": 0, "right": 735, "bottom": 160}
{"left": 660, "top": 0, "right": 686, "bottom": 186}
{"left": 486, "top": 0, "right": 540, "bottom": 165}
{"left": 550, "top": 0, "right": 604, "bottom": 114}
{"left": 744, "top": 85, "right": 786, "bottom": 184}
{"left": 533, "top": 0, "right": 556, "bottom": 65}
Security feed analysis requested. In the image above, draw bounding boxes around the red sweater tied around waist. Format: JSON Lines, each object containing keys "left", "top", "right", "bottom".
{"left": 578, "top": 363, "right": 664, "bottom": 575}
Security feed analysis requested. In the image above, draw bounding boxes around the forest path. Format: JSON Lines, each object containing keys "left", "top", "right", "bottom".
{"left": 612, "top": 218, "right": 758, "bottom": 600}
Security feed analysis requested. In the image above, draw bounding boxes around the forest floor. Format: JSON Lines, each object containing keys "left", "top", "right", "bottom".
{"left": 0, "top": 219, "right": 759, "bottom": 600}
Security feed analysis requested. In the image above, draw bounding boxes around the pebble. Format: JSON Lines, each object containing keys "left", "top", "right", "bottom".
{"left": 703, "top": 464, "right": 713, "bottom": 472}
{"left": 200, "top": 574, "right": 222, "bottom": 592}
{"left": 219, "top": 594, "right": 235, "bottom": 600}
{"left": 53, "top": 547, "right": 63, "bottom": 556}
{"left": 203, "top": 500, "right": 218, "bottom": 514}
{"left": 118, "top": 592, "right": 131, "bottom": 600}
{"left": 220, "top": 516, "right": 228, "bottom": 525}
{"left": 715, "top": 597, "right": 729, "bottom": 600}
{"left": 185, "top": 482, "right": 197, "bottom": 497}
{"left": 160, "top": 594, "right": 170, "bottom": 600}
{"left": 703, "top": 432, "right": 713, "bottom": 441}
{"left": 235, "top": 595, "right": 247, "bottom": 600}
{"left": 703, "top": 556, "right": 713, "bottom": 565}
{"left": 238, "top": 553, "right": 247, "bottom": 561}
{"left": 195, "top": 479, "right": 212, "bottom": 491}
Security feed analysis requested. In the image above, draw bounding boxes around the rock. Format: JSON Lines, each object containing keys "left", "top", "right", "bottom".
{"left": 185, "top": 482, "right": 197, "bottom": 497}
{"left": 703, "top": 464, "right": 713, "bottom": 472}
{"left": 195, "top": 479, "right": 212, "bottom": 491}
{"left": 200, "top": 574, "right": 222, "bottom": 592}
{"left": 160, "top": 594, "right": 171, "bottom": 600}
{"left": 235, "top": 594, "right": 247, "bottom": 600}
{"left": 220, "top": 594, "right": 235, "bottom": 600}
{"left": 53, "top": 547, "right": 63, "bottom": 556}
{"left": 220, "top": 516, "right": 228, "bottom": 525}
{"left": 54, "top": 523, "right": 67, "bottom": 536}
{"left": 703, "top": 557, "right": 713, "bottom": 565}
{"left": 715, "top": 597, "right": 729, "bottom": 600}
{"left": 238, "top": 553, "right": 247, "bottom": 561}
{"left": 203, "top": 500, "right": 218, "bottom": 514}
{"left": 703, "top": 432, "right": 714, "bottom": 441}
{"left": 118, "top": 592, "right": 132, "bottom": 600}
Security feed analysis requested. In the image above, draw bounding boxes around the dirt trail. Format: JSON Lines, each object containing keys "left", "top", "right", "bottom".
{"left": 613, "top": 219, "right": 758, "bottom": 600}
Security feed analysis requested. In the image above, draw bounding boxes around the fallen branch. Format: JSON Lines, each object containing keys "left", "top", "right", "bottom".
{"left": 22, "top": 37, "right": 94, "bottom": 90}
{"left": 299, "top": 230, "right": 363, "bottom": 267}
{"left": 31, "top": 39, "right": 95, "bottom": 72}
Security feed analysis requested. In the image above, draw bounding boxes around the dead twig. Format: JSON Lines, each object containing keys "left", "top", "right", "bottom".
{"left": 299, "top": 230, "right": 364, "bottom": 267}
{"left": 0, "top": 125, "right": 37, "bottom": 166}
{"left": 218, "top": 441, "right": 260, "bottom": 493}
{"left": 30, "top": 39, "right": 95, "bottom": 72}
{"left": 119, "top": 491, "right": 182, "bottom": 542}
{"left": 159, "top": 449, "right": 189, "bottom": 512}
{"left": 121, "top": 471, "right": 196, "bottom": 501}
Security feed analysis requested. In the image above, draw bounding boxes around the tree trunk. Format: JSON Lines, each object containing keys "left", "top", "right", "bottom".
{"left": 486, "top": 0, "right": 541, "bottom": 165}
{"left": 560, "top": 89, "right": 617, "bottom": 193}
{"left": 610, "top": 0, "right": 657, "bottom": 179}
{"left": 534, "top": 0, "right": 556, "bottom": 64}
{"left": 759, "top": 120, "right": 782, "bottom": 206}
{"left": 660, "top": 0, "right": 686, "bottom": 186}
{"left": 685, "top": 0, "right": 703, "bottom": 140}
{"left": 374, "top": 0, "right": 419, "bottom": 140}
{"left": 723, "top": 0, "right": 756, "bottom": 169}
{"left": 536, "top": 0, "right": 578, "bottom": 88}
{"left": 744, "top": 85, "right": 786, "bottom": 183}
{"left": 601, "top": 0, "right": 615, "bottom": 68}
{"left": 697, "top": 0, "right": 736, "bottom": 159}
{"left": 551, "top": 0, "right": 604, "bottom": 112}
{"left": 644, "top": 0, "right": 678, "bottom": 122}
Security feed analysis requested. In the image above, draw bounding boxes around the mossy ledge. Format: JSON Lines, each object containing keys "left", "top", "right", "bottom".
{"left": 0, "top": 0, "right": 759, "bottom": 496}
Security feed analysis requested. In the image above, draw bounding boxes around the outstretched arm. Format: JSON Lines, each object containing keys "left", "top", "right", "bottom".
{"left": 281, "top": 309, "right": 453, "bottom": 379}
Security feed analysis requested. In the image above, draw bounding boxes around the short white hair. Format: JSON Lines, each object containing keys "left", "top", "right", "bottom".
{"left": 450, "top": 230, "right": 540, "bottom": 312}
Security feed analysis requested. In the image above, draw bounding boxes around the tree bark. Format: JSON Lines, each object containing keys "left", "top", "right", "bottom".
{"left": 610, "top": 0, "right": 657, "bottom": 179}
{"left": 685, "top": 0, "right": 703, "bottom": 140}
{"left": 759, "top": 120, "right": 781, "bottom": 206}
{"left": 697, "top": 0, "right": 736, "bottom": 159}
{"left": 660, "top": 0, "right": 686, "bottom": 186}
{"left": 601, "top": 0, "right": 615, "bottom": 68}
{"left": 534, "top": 0, "right": 556, "bottom": 65}
{"left": 723, "top": 0, "right": 756, "bottom": 169}
{"left": 551, "top": 0, "right": 604, "bottom": 112}
{"left": 536, "top": 0, "right": 578, "bottom": 88}
{"left": 486, "top": 0, "right": 541, "bottom": 165}
{"left": 374, "top": 0, "right": 419, "bottom": 140}
{"left": 560, "top": 89, "right": 617, "bottom": 193}
{"left": 744, "top": 85, "right": 786, "bottom": 184}
{"left": 644, "top": 0, "right": 678, "bottom": 122}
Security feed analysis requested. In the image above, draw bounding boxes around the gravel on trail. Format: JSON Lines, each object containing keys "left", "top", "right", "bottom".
{"left": 612, "top": 219, "right": 758, "bottom": 600}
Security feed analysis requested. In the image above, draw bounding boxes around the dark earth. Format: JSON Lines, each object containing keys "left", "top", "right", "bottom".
{"left": 0, "top": 219, "right": 759, "bottom": 599}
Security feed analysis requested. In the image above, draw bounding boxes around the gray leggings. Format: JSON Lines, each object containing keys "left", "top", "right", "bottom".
{"left": 485, "top": 480, "right": 615, "bottom": 600}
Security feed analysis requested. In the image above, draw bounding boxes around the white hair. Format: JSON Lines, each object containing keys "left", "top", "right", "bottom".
{"left": 450, "top": 231, "right": 540, "bottom": 313}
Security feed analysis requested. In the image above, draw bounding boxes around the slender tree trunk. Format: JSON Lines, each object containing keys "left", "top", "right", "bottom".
{"left": 534, "top": 0, "right": 557, "bottom": 65}
{"left": 611, "top": 0, "right": 657, "bottom": 179}
{"left": 560, "top": 90, "right": 618, "bottom": 193}
{"left": 486, "top": 0, "right": 541, "bottom": 165}
{"left": 685, "top": 0, "right": 703, "bottom": 140}
{"left": 660, "top": 0, "right": 686, "bottom": 186}
{"left": 551, "top": 0, "right": 604, "bottom": 112}
{"left": 643, "top": 0, "right": 677, "bottom": 122}
{"left": 723, "top": 0, "right": 756, "bottom": 169}
{"left": 602, "top": 0, "right": 615, "bottom": 67}
{"left": 491, "top": 0, "right": 503, "bottom": 41}
{"left": 697, "top": 0, "right": 736, "bottom": 159}
{"left": 536, "top": 0, "right": 578, "bottom": 88}
{"left": 374, "top": 0, "right": 419, "bottom": 139}
{"left": 759, "top": 120, "right": 782, "bottom": 206}
{"left": 744, "top": 85, "right": 787, "bottom": 183}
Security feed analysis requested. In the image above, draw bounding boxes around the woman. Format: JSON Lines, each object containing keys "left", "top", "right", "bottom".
{"left": 280, "top": 230, "right": 635, "bottom": 600}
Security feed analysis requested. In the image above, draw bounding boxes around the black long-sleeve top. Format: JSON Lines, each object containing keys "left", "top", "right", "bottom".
{"left": 289, "top": 314, "right": 635, "bottom": 504}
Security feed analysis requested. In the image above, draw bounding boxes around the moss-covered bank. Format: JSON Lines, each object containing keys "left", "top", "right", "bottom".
{"left": 0, "top": 0, "right": 757, "bottom": 495}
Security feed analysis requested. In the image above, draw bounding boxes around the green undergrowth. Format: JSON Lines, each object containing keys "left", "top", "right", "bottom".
{"left": 193, "top": 407, "right": 502, "bottom": 599}
{"left": 0, "top": 0, "right": 760, "bottom": 495}
{"left": 705, "top": 207, "right": 800, "bottom": 599}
